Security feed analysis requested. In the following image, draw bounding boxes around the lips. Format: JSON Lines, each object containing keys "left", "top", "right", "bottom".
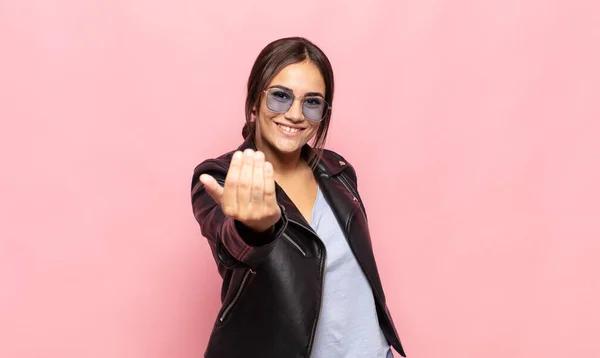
{"left": 275, "top": 123, "right": 305, "bottom": 134}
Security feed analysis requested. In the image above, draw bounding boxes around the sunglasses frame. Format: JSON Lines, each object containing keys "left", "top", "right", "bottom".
{"left": 262, "top": 88, "right": 332, "bottom": 122}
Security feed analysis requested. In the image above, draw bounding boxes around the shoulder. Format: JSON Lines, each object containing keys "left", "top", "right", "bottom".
{"left": 190, "top": 150, "right": 236, "bottom": 190}
{"left": 193, "top": 150, "right": 234, "bottom": 173}
{"left": 321, "top": 148, "right": 351, "bottom": 164}
{"left": 320, "top": 148, "right": 359, "bottom": 183}
{"left": 191, "top": 136, "right": 255, "bottom": 183}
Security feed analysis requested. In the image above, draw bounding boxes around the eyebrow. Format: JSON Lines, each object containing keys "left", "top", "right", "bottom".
{"left": 268, "top": 85, "right": 325, "bottom": 98}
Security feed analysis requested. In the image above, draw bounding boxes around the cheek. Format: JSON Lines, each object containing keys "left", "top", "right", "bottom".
{"left": 258, "top": 112, "right": 278, "bottom": 125}
{"left": 256, "top": 111, "right": 280, "bottom": 134}
{"left": 304, "top": 123, "right": 321, "bottom": 141}
{"left": 258, "top": 101, "right": 277, "bottom": 121}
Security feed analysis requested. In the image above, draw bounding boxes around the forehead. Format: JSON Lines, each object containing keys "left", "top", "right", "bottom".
{"left": 268, "top": 61, "right": 326, "bottom": 95}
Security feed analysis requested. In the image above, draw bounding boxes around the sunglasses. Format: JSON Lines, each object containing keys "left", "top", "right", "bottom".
{"left": 263, "top": 87, "right": 331, "bottom": 122}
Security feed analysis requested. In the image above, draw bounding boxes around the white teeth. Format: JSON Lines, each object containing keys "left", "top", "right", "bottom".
{"left": 278, "top": 124, "right": 300, "bottom": 133}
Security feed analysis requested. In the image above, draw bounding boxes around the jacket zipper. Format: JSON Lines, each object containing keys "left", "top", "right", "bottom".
{"left": 219, "top": 268, "right": 255, "bottom": 322}
{"left": 287, "top": 218, "right": 326, "bottom": 358}
{"left": 282, "top": 232, "right": 307, "bottom": 257}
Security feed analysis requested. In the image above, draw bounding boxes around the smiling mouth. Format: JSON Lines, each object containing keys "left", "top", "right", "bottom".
{"left": 276, "top": 123, "right": 305, "bottom": 134}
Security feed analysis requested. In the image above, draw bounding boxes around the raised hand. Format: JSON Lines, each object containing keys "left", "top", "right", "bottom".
{"left": 199, "top": 149, "right": 281, "bottom": 233}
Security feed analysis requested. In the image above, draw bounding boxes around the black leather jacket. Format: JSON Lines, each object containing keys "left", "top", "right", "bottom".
{"left": 191, "top": 136, "right": 406, "bottom": 358}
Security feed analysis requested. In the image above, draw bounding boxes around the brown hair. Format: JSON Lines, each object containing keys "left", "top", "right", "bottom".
{"left": 242, "top": 37, "right": 334, "bottom": 167}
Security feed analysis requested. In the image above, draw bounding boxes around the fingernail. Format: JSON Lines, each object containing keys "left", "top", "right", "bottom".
{"left": 245, "top": 149, "right": 254, "bottom": 157}
{"left": 234, "top": 151, "right": 243, "bottom": 159}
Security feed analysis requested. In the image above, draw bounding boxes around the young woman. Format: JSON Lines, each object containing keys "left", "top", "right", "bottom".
{"left": 191, "top": 37, "right": 406, "bottom": 358}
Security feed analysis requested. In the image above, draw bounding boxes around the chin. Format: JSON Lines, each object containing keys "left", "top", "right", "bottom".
{"left": 272, "top": 137, "right": 306, "bottom": 154}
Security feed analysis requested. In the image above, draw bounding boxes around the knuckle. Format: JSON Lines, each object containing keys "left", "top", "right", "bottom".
{"left": 226, "top": 177, "right": 238, "bottom": 186}
{"left": 238, "top": 180, "right": 251, "bottom": 190}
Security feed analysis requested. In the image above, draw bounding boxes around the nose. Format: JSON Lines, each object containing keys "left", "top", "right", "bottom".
{"left": 284, "top": 97, "right": 304, "bottom": 123}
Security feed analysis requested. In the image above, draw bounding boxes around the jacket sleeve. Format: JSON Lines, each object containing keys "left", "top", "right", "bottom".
{"left": 190, "top": 159, "right": 288, "bottom": 269}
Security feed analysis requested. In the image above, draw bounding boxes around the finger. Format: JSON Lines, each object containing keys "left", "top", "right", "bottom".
{"left": 200, "top": 174, "right": 223, "bottom": 202}
{"left": 252, "top": 151, "right": 265, "bottom": 202}
{"left": 223, "top": 151, "right": 243, "bottom": 212}
{"left": 199, "top": 174, "right": 224, "bottom": 204}
{"left": 263, "top": 161, "right": 276, "bottom": 206}
{"left": 237, "top": 149, "right": 254, "bottom": 206}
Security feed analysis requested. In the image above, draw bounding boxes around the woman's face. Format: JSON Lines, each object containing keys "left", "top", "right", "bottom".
{"left": 254, "top": 61, "right": 326, "bottom": 157}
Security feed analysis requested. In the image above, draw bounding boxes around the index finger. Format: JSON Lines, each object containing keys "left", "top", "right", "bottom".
{"left": 223, "top": 151, "right": 243, "bottom": 208}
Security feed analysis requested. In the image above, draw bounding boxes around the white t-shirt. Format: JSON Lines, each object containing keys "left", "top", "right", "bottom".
{"left": 310, "top": 186, "right": 393, "bottom": 358}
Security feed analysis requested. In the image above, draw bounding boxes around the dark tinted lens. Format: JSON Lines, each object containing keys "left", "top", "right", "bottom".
{"left": 266, "top": 89, "right": 293, "bottom": 113}
{"left": 302, "top": 97, "right": 327, "bottom": 121}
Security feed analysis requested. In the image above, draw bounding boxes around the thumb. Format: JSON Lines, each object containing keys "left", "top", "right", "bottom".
{"left": 199, "top": 174, "right": 224, "bottom": 204}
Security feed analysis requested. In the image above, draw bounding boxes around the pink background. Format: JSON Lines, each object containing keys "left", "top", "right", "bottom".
{"left": 1, "top": 0, "right": 599, "bottom": 357}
